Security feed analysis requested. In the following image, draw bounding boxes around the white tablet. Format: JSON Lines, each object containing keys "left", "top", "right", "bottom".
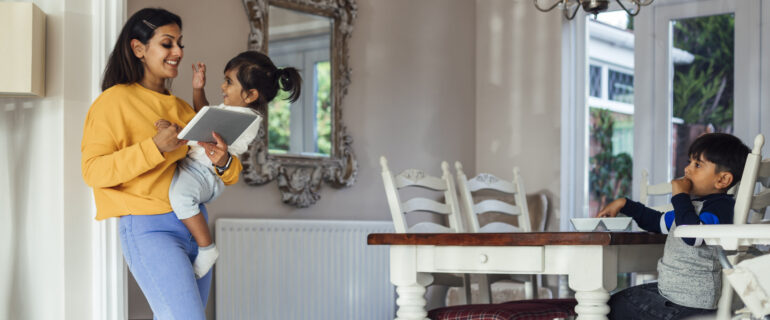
{"left": 177, "top": 106, "right": 260, "bottom": 145}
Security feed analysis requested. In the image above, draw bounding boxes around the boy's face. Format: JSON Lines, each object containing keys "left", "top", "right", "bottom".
{"left": 684, "top": 154, "right": 732, "bottom": 196}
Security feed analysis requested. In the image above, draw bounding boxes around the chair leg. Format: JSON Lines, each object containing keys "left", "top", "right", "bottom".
{"left": 475, "top": 274, "right": 492, "bottom": 304}
{"left": 524, "top": 279, "right": 534, "bottom": 300}
{"left": 462, "top": 274, "right": 473, "bottom": 305}
{"left": 716, "top": 253, "right": 741, "bottom": 320}
{"left": 530, "top": 275, "right": 540, "bottom": 299}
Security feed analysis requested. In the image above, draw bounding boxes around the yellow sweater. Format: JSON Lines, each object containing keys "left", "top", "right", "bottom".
{"left": 81, "top": 83, "right": 242, "bottom": 220}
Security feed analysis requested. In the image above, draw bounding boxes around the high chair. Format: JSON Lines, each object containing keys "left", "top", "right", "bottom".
{"left": 674, "top": 134, "right": 770, "bottom": 319}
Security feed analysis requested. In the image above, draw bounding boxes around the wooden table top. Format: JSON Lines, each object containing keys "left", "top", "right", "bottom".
{"left": 367, "top": 232, "right": 667, "bottom": 246}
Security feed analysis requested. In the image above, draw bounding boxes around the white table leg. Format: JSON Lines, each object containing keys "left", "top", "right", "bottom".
{"left": 391, "top": 246, "right": 431, "bottom": 320}
{"left": 573, "top": 289, "right": 611, "bottom": 320}
{"left": 568, "top": 246, "right": 618, "bottom": 320}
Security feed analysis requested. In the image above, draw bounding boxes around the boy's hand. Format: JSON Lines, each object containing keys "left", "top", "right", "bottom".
{"left": 671, "top": 177, "right": 693, "bottom": 195}
{"left": 192, "top": 62, "right": 206, "bottom": 90}
{"left": 597, "top": 198, "right": 626, "bottom": 218}
{"left": 155, "top": 119, "right": 171, "bottom": 130}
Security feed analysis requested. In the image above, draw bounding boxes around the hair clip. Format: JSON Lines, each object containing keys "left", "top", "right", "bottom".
{"left": 142, "top": 19, "right": 157, "bottom": 30}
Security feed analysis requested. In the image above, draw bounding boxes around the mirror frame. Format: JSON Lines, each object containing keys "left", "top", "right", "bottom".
{"left": 240, "top": 0, "right": 358, "bottom": 207}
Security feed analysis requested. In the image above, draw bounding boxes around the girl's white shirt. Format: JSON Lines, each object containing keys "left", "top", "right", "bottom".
{"left": 186, "top": 103, "right": 262, "bottom": 167}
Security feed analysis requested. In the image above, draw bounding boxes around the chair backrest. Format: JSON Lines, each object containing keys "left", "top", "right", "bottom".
{"left": 639, "top": 169, "right": 674, "bottom": 212}
{"left": 733, "top": 134, "right": 770, "bottom": 225}
{"left": 454, "top": 161, "right": 532, "bottom": 233}
{"left": 380, "top": 156, "right": 464, "bottom": 233}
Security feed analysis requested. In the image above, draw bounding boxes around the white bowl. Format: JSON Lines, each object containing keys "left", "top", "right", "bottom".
{"left": 570, "top": 218, "right": 603, "bottom": 232}
{"left": 600, "top": 217, "right": 633, "bottom": 231}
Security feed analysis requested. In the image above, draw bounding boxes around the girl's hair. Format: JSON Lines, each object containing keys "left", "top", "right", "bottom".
{"left": 224, "top": 51, "right": 302, "bottom": 112}
{"left": 101, "top": 8, "right": 182, "bottom": 91}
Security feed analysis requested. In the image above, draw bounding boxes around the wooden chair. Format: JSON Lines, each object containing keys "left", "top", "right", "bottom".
{"left": 380, "top": 156, "right": 471, "bottom": 305}
{"left": 674, "top": 134, "right": 770, "bottom": 319}
{"left": 454, "top": 162, "right": 543, "bottom": 304}
{"left": 639, "top": 169, "right": 674, "bottom": 212}
{"left": 629, "top": 169, "right": 674, "bottom": 286}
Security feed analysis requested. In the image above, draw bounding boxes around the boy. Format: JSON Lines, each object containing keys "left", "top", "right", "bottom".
{"left": 597, "top": 133, "right": 751, "bottom": 320}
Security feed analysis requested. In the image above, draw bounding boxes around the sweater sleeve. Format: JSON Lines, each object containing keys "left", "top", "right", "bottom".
{"left": 620, "top": 198, "right": 665, "bottom": 233}
{"left": 672, "top": 193, "right": 733, "bottom": 246}
{"left": 217, "top": 154, "right": 243, "bottom": 185}
{"left": 81, "top": 108, "right": 166, "bottom": 188}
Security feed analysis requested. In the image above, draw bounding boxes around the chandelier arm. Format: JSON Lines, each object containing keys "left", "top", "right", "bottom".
{"left": 534, "top": 0, "right": 563, "bottom": 12}
{"left": 635, "top": 0, "right": 655, "bottom": 6}
{"left": 563, "top": 2, "right": 580, "bottom": 20}
{"left": 616, "top": 0, "right": 642, "bottom": 16}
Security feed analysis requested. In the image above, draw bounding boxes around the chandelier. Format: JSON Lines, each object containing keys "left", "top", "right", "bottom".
{"left": 534, "top": 0, "right": 654, "bottom": 20}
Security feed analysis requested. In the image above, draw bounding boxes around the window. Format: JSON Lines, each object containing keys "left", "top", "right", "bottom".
{"left": 670, "top": 14, "right": 734, "bottom": 178}
{"left": 586, "top": 11, "right": 635, "bottom": 216}
{"left": 608, "top": 69, "right": 633, "bottom": 104}
{"left": 589, "top": 65, "right": 602, "bottom": 98}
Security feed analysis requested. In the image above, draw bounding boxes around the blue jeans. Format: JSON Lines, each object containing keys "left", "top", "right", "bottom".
{"left": 608, "top": 283, "right": 715, "bottom": 320}
{"left": 119, "top": 206, "right": 212, "bottom": 320}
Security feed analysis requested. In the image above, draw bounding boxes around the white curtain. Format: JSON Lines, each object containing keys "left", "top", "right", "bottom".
{"left": 0, "top": 99, "right": 33, "bottom": 319}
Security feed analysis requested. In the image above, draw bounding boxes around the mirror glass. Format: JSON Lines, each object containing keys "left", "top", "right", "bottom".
{"left": 267, "top": 5, "right": 333, "bottom": 157}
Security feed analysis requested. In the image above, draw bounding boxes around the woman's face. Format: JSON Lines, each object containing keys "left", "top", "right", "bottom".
{"left": 139, "top": 23, "right": 184, "bottom": 82}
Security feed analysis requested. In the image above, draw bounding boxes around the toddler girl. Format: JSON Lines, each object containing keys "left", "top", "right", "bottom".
{"left": 158, "top": 51, "right": 301, "bottom": 278}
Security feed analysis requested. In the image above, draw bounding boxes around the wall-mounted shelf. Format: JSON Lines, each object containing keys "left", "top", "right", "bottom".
{"left": 0, "top": 2, "right": 46, "bottom": 97}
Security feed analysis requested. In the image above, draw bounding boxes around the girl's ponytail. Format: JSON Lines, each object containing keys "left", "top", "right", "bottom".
{"left": 277, "top": 67, "right": 302, "bottom": 103}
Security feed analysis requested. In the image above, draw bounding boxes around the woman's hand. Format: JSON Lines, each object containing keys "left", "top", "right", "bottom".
{"left": 671, "top": 177, "right": 693, "bottom": 195}
{"left": 192, "top": 62, "right": 206, "bottom": 90}
{"left": 198, "top": 132, "right": 229, "bottom": 167}
{"left": 153, "top": 122, "right": 187, "bottom": 153}
{"left": 597, "top": 198, "right": 627, "bottom": 218}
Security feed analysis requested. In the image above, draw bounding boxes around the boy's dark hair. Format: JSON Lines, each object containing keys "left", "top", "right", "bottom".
{"left": 102, "top": 8, "right": 182, "bottom": 91}
{"left": 688, "top": 133, "right": 751, "bottom": 189}
{"left": 224, "top": 51, "right": 302, "bottom": 114}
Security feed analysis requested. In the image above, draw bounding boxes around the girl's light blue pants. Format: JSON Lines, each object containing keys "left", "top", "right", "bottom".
{"left": 119, "top": 205, "right": 212, "bottom": 320}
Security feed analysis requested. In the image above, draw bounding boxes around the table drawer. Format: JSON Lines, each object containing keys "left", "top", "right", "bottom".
{"left": 430, "top": 246, "right": 544, "bottom": 273}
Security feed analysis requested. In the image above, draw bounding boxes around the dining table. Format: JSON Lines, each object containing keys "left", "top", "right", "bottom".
{"left": 367, "top": 231, "right": 667, "bottom": 320}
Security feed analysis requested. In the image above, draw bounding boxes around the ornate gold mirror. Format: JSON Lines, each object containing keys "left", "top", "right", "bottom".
{"left": 240, "top": 0, "right": 358, "bottom": 207}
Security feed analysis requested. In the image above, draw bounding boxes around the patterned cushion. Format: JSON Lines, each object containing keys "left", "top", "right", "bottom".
{"left": 428, "top": 299, "right": 577, "bottom": 320}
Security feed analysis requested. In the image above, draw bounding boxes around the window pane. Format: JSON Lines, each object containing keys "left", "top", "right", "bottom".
{"left": 268, "top": 90, "right": 291, "bottom": 154}
{"left": 587, "top": 11, "right": 634, "bottom": 216}
{"left": 589, "top": 65, "right": 602, "bottom": 98}
{"left": 608, "top": 70, "right": 633, "bottom": 104}
{"left": 670, "top": 14, "right": 734, "bottom": 178}
{"left": 315, "top": 61, "right": 332, "bottom": 156}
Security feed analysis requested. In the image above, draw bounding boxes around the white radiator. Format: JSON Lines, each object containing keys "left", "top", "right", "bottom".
{"left": 215, "top": 219, "right": 395, "bottom": 320}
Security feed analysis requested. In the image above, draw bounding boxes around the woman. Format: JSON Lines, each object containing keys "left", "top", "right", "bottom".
{"left": 81, "top": 8, "right": 241, "bottom": 319}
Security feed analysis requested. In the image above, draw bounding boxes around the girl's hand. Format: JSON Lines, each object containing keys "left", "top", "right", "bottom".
{"left": 597, "top": 198, "right": 627, "bottom": 218}
{"left": 671, "top": 177, "right": 693, "bottom": 195}
{"left": 192, "top": 62, "right": 206, "bottom": 90}
{"left": 198, "top": 132, "right": 229, "bottom": 167}
{"left": 153, "top": 123, "right": 187, "bottom": 153}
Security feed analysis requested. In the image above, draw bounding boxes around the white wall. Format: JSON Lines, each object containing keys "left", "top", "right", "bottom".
{"left": 0, "top": 0, "right": 94, "bottom": 319}
{"left": 475, "top": 0, "right": 562, "bottom": 216}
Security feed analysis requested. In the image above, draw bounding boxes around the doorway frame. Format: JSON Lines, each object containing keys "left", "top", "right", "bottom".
{"left": 91, "top": 0, "right": 127, "bottom": 319}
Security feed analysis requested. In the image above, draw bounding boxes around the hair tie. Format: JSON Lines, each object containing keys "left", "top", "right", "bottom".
{"left": 142, "top": 19, "right": 157, "bottom": 30}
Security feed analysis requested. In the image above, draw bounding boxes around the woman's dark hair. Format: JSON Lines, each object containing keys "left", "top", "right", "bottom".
{"left": 101, "top": 8, "right": 182, "bottom": 91}
{"left": 688, "top": 133, "right": 751, "bottom": 189}
{"left": 224, "top": 51, "right": 302, "bottom": 113}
